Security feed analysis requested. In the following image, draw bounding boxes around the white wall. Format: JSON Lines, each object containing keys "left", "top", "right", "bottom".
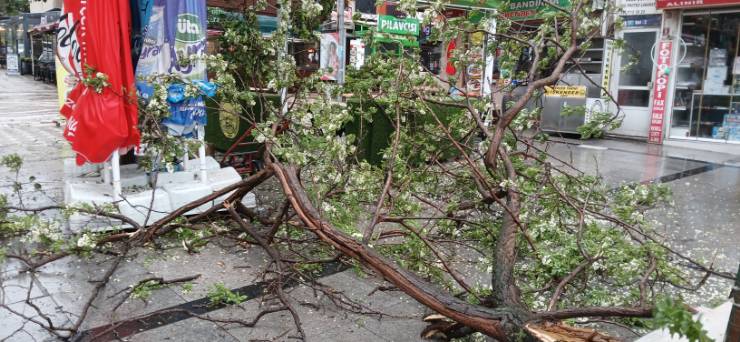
{"left": 29, "top": 0, "right": 63, "bottom": 13}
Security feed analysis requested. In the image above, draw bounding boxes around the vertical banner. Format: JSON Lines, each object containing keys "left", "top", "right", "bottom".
{"left": 162, "top": 0, "right": 208, "bottom": 137}
{"left": 54, "top": 58, "right": 69, "bottom": 107}
{"left": 136, "top": 1, "right": 169, "bottom": 101}
{"left": 465, "top": 32, "right": 485, "bottom": 97}
{"left": 320, "top": 32, "right": 340, "bottom": 81}
{"left": 648, "top": 40, "right": 672, "bottom": 144}
{"left": 136, "top": 0, "right": 209, "bottom": 137}
{"left": 349, "top": 39, "right": 365, "bottom": 69}
{"left": 130, "top": 0, "right": 154, "bottom": 69}
{"left": 600, "top": 40, "right": 614, "bottom": 99}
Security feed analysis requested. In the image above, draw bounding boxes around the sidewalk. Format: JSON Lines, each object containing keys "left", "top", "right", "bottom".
{"left": 0, "top": 72, "right": 737, "bottom": 341}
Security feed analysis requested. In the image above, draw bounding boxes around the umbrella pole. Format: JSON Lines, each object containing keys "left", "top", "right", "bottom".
{"left": 182, "top": 146, "right": 189, "bottom": 172}
{"left": 111, "top": 150, "right": 121, "bottom": 200}
{"left": 103, "top": 162, "right": 111, "bottom": 185}
{"left": 198, "top": 127, "right": 207, "bottom": 183}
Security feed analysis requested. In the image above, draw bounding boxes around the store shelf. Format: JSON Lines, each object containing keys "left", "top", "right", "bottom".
{"left": 673, "top": 106, "right": 687, "bottom": 110}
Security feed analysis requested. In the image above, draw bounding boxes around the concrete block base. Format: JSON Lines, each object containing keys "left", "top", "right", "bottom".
{"left": 163, "top": 182, "right": 213, "bottom": 215}
{"left": 118, "top": 189, "right": 173, "bottom": 227}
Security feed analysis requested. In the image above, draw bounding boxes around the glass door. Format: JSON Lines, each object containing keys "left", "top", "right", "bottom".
{"left": 611, "top": 29, "right": 659, "bottom": 137}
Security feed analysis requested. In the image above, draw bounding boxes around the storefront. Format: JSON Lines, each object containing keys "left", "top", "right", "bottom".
{"left": 28, "top": 11, "right": 60, "bottom": 83}
{"left": 662, "top": 3, "right": 740, "bottom": 148}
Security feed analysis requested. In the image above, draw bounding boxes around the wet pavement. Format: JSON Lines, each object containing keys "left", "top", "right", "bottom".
{"left": 0, "top": 71, "right": 738, "bottom": 341}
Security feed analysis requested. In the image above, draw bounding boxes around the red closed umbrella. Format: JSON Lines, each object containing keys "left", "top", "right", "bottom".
{"left": 62, "top": 0, "right": 140, "bottom": 165}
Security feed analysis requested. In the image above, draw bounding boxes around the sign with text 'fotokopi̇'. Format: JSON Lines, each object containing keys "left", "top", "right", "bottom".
{"left": 648, "top": 40, "right": 672, "bottom": 144}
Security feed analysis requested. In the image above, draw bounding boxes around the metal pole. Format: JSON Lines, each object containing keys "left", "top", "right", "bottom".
{"left": 336, "top": 0, "right": 346, "bottom": 87}
{"left": 198, "top": 126, "right": 208, "bottom": 183}
{"left": 725, "top": 263, "right": 740, "bottom": 342}
{"left": 482, "top": 13, "right": 496, "bottom": 98}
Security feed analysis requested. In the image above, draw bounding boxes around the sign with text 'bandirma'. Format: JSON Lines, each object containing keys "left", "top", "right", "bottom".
{"left": 377, "top": 15, "right": 420, "bottom": 35}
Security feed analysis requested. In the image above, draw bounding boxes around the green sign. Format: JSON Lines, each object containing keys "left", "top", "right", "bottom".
{"left": 445, "top": 0, "right": 571, "bottom": 21}
{"left": 449, "top": 0, "right": 503, "bottom": 9}
{"left": 502, "top": 0, "right": 571, "bottom": 21}
{"left": 377, "top": 15, "right": 420, "bottom": 36}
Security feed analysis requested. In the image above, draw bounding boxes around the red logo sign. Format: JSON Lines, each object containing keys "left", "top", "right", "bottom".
{"left": 656, "top": 0, "right": 740, "bottom": 9}
{"left": 648, "top": 40, "right": 672, "bottom": 144}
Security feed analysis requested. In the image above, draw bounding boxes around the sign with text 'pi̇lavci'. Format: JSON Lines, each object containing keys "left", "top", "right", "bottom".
{"left": 656, "top": 0, "right": 739, "bottom": 9}
{"left": 377, "top": 15, "right": 420, "bottom": 35}
{"left": 648, "top": 40, "right": 672, "bottom": 144}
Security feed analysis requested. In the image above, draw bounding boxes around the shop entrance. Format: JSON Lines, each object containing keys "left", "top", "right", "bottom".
{"left": 611, "top": 28, "right": 660, "bottom": 137}
{"left": 668, "top": 9, "right": 740, "bottom": 143}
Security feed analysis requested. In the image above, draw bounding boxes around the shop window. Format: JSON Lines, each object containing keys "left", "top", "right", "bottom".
{"left": 670, "top": 11, "right": 740, "bottom": 141}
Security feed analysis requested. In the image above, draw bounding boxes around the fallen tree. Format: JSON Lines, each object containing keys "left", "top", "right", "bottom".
{"left": 0, "top": 0, "right": 734, "bottom": 341}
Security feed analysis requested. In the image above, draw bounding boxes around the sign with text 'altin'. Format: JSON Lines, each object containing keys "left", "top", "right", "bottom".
{"left": 377, "top": 15, "right": 420, "bottom": 36}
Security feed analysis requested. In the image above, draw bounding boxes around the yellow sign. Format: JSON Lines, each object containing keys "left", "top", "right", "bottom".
{"left": 544, "top": 85, "right": 586, "bottom": 98}
{"left": 54, "top": 59, "right": 69, "bottom": 107}
{"left": 219, "top": 103, "right": 240, "bottom": 139}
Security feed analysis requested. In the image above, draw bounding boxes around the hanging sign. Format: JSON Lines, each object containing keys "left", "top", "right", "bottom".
{"left": 544, "top": 85, "right": 587, "bottom": 98}
{"left": 617, "top": 0, "right": 658, "bottom": 15}
{"left": 656, "top": 0, "right": 739, "bottom": 8}
{"left": 647, "top": 40, "right": 672, "bottom": 144}
{"left": 377, "top": 15, "right": 419, "bottom": 36}
{"left": 600, "top": 40, "right": 614, "bottom": 99}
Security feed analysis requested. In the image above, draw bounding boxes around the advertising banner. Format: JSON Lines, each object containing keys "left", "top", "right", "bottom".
{"left": 130, "top": 0, "right": 154, "bottom": 69}
{"left": 465, "top": 32, "right": 485, "bottom": 97}
{"left": 320, "top": 32, "right": 340, "bottom": 81}
{"left": 647, "top": 40, "right": 672, "bottom": 144}
{"left": 136, "top": 0, "right": 209, "bottom": 137}
{"left": 349, "top": 39, "right": 366, "bottom": 69}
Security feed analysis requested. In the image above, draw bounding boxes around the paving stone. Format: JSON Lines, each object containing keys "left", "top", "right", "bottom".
{"left": 135, "top": 242, "right": 269, "bottom": 303}
{"left": 126, "top": 315, "right": 240, "bottom": 342}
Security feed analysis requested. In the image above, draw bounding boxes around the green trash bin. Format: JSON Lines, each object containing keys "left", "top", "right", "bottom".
{"left": 204, "top": 95, "right": 281, "bottom": 153}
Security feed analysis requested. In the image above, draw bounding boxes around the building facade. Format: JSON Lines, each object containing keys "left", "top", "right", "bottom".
{"left": 607, "top": 0, "right": 740, "bottom": 153}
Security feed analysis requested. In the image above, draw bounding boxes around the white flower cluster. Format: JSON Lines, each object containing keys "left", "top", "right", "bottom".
{"left": 301, "top": 0, "right": 323, "bottom": 18}
{"left": 76, "top": 233, "right": 96, "bottom": 249}
{"left": 25, "top": 220, "right": 62, "bottom": 244}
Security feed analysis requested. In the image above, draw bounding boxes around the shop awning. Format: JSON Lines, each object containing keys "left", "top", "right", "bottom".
{"left": 29, "top": 22, "right": 58, "bottom": 34}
